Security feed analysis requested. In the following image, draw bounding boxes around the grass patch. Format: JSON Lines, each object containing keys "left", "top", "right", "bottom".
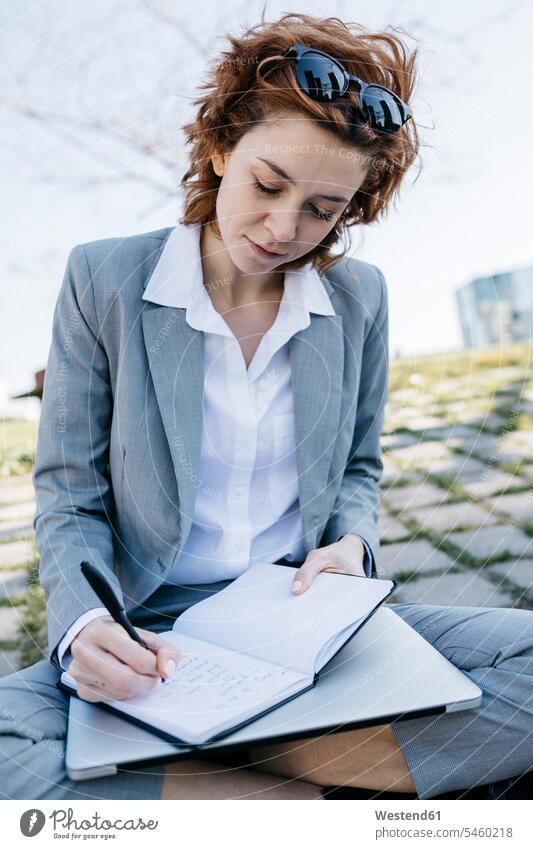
{"left": 0, "top": 596, "right": 26, "bottom": 607}
{"left": 0, "top": 419, "right": 38, "bottom": 476}
{"left": 391, "top": 569, "right": 421, "bottom": 583}
{"left": 515, "top": 413, "right": 533, "bottom": 432}
{"left": 0, "top": 639, "right": 21, "bottom": 651}
{"left": 520, "top": 521, "right": 533, "bottom": 538}
{"left": 426, "top": 473, "right": 468, "bottom": 500}
{"left": 18, "top": 554, "right": 48, "bottom": 668}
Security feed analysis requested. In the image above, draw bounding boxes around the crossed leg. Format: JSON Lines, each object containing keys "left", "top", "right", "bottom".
{"left": 248, "top": 723, "right": 416, "bottom": 793}
{"left": 246, "top": 602, "right": 533, "bottom": 800}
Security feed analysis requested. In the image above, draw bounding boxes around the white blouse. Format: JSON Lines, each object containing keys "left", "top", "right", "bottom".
{"left": 144, "top": 221, "right": 337, "bottom": 583}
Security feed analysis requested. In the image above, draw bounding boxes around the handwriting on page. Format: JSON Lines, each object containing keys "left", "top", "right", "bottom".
{"left": 159, "top": 653, "right": 284, "bottom": 710}
{"left": 146, "top": 648, "right": 289, "bottom": 714}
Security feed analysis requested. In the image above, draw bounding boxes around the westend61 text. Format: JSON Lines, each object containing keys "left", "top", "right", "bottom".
{"left": 375, "top": 810, "right": 441, "bottom": 820}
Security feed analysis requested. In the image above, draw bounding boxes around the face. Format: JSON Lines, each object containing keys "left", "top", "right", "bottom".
{"left": 210, "top": 111, "right": 369, "bottom": 270}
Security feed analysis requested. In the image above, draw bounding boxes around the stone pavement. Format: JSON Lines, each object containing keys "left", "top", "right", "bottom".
{"left": 1, "top": 353, "right": 532, "bottom": 675}
{"left": 0, "top": 474, "right": 35, "bottom": 676}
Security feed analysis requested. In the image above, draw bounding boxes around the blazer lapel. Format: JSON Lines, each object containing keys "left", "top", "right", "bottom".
{"left": 142, "top": 305, "right": 204, "bottom": 550}
{"left": 290, "top": 304, "right": 345, "bottom": 552}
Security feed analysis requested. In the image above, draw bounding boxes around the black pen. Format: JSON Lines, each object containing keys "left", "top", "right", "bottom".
{"left": 80, "top": 560, "right": 166, "bottom": 684}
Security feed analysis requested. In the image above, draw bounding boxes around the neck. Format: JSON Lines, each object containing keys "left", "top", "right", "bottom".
{"left": 200, "top": 223, "right": 284, "bottom": 308}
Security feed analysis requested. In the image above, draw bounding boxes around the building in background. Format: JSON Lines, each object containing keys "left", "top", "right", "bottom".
{"left": 457, "top": 266, "right": 533, "bottom": 348}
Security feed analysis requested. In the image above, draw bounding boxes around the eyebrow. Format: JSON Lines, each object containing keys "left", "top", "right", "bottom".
{"left": 256, "top": 157, "right": 350, "bottom": 203}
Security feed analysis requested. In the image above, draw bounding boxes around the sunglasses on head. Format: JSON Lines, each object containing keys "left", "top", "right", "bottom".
{"left": 282, "top": 43, "right": 412, "bottom": 135}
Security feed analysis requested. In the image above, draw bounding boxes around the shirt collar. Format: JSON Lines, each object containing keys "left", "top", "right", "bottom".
{"left": 141, "top": 221, "right": 336, "bottom": 336}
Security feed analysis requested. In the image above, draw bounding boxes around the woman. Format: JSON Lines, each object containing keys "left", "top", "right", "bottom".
{"left": 1, "top": 13, "right": 532, "bottom": 801}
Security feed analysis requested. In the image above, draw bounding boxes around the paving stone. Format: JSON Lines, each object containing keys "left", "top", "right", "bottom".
{"left": 486, "top": 559, "right": 533, "bottom": 599}
{"left": 520, "top": 464, "right": 533, "bottom": 481}
{"left": 495, "top": 434, "right": 533, "bottom": 456}
{"left": 0, "top": 475, "right": 35, "bottom": 507}
{"left": 472, "top": 434, "right": 528, "bottom": 466}
{"left": 485, "top": 558, "right": 533, "bottom": 602}
{"left": 389, "top": 389, "right": 423, "bottom": 404}
{"left": 387, "top": 441, "right": 451, "bottom": 469}
{"left": 445, "top": 398, "right": 489, "bottom": 412}
{"left": 418, "top": 426, "right": 480, "bottom": 442}
{"left": 389, "top": 569, "right": 517, "bottom": 607}
{"left": 403, "top": 416, "right": 449, "bottom": 431}
{"left": 504, "top": 431, "right": 533, "bottom": 449}
{"left": 382, "top": 483, "right": 451, "bottom": 512}
{"left": 0, "top": 606, "right": 23, "bottom": 642}
{"left": 0, "top": 649, "right": 23, "bottom": 677}
{"left": 376, "top": 539, "right": 457, "bottom": 579}
{"left": 455, "top": 408, "right": 495, "bottom": 425}
{"left": 486, "top": 491, "right": 533, "bottom": 525}
{"left": 465, "top": 413, "right": 510, "bottom": 431}
{"left": 383, "top": 481, "right": 450, "bottom": 510}
{"left": 447, "top": 433, "right": 501, "bottom": 455}
{"left": 461, "top": 470, "right": 527, "bottom": 500}
{"left": 380, "top": 458, "right": 405, "bottom": 487}
{"left": 0, "top": 523, "right": 34, "bottom": 542}
{"left": 378, "top": 512, "right": 412, "bottom": 543}
{"left": 431, "top": 379, "right": 463, "bottom": 395}
{"left": 0, "top": 569, "right": 28, "bottom": 600}
{"left": 0, "top": 500, "right": 36, "bottom": 522}
{"left": 0, "top": 539, "right": 34, "bottom": 568}
{"left": 381, "top": 433, "right": 418, "bottom": 452}
{"left": 417, "top": 455, "right": 487, "bottom": 477}
{"left": 447, "top": 525, "right": 533, "bottom": 562}
{"left": 515, "top": 401, "right": 533, "bottom": 415}
{"left": 407, "top": 502, "right": 498, "bottom": 533}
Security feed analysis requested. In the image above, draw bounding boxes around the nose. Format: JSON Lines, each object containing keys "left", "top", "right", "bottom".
{"left": 263, "top": 208, "right": 298, "bottom": 245}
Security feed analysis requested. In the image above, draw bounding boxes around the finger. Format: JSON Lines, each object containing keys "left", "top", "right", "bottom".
{"left": 71, "top": 640, "right": 161, "bottom": 700}
{"left": 76, "top": 683, "right": 107, "bottom": 703}
{"left": 69, "top": 657, "right": 119, "bottom": 702}
{"left": 93, "top": 623, "right": 165, "bottom": 678}
{"left": 321, "top": 562, "right": 367, "bottom": 578}
{"left": 135, "top": 628, "right": 182, "bottom": 678}
{"left": 291, "top": 555, "right": 327, "bottom": 595}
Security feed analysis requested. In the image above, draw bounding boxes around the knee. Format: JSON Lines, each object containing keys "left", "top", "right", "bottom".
{"left": 492, "top": 608, "right": 533, "bottom": 668}
{"left": 0, "top": 659, "right": 68, "bottom": 743}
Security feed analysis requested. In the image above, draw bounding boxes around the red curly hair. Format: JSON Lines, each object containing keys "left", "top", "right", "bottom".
{"left": 179, "top": 12, "right": 420, "bottom": 275}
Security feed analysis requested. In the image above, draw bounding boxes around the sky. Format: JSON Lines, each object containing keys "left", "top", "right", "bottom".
{"left": 2, "top": 0, "right": 533, "bottom": 418}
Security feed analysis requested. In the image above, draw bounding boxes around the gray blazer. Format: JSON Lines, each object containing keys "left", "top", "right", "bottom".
{"left": 32, "top": 226, "right": 389, "bottom": 669}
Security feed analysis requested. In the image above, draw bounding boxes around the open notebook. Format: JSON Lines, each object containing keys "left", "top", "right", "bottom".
{"left": 58, "top": 562, "right": 396, "bottom": 746}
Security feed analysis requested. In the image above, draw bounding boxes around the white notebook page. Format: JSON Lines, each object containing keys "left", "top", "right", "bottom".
{"left": 61, "top": 632, "right": 308, "bottom": 745}
{"left": 173, "top": 562, "right": 394, "bottom": 676}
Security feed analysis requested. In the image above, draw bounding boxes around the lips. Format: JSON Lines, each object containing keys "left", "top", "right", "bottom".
{"left": 246, "top": 237, "right": 286, "bottom": 257}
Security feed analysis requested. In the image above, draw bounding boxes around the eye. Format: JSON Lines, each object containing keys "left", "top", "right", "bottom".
{"left": 252, "top": 177, "right": 334, "bottom": 222}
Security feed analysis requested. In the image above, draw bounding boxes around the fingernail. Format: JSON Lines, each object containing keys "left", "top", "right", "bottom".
{"left": 292, "top": 580, "right": 302, "bottom": 593}
{"left": 165, "top": 659, "right": 176, "bottom": 677}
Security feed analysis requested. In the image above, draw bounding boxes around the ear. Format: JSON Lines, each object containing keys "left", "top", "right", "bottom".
{"left": 211, "top": 150, "right": 227, "bottom": 177}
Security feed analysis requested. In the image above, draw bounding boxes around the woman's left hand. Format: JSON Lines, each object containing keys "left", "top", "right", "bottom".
{"left": 290, "top": 533, "right": 367, "bottom": 595}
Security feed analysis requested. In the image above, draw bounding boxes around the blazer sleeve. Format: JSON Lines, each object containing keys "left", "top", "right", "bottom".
{"left": 319, "top": 266, "right": 389, "bottom": 579}
{"left": 32, "top": 244, "right": 125, "bottom": 669}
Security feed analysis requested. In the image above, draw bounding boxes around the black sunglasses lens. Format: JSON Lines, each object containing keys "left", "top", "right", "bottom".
{"left": 360, "top": 85, "right": 410, "bottom": 133}
{"left": 295, "top": 52, "right": 347, "bottom": 102}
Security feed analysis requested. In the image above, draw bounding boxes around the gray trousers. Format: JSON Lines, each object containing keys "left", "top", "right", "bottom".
{"left": 1, "top": 579, "right": 532, "bottom": 800}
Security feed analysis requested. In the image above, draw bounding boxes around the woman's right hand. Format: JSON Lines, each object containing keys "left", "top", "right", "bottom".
{"left": 69, "top": 614, "right": 181, "bottom": 702}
